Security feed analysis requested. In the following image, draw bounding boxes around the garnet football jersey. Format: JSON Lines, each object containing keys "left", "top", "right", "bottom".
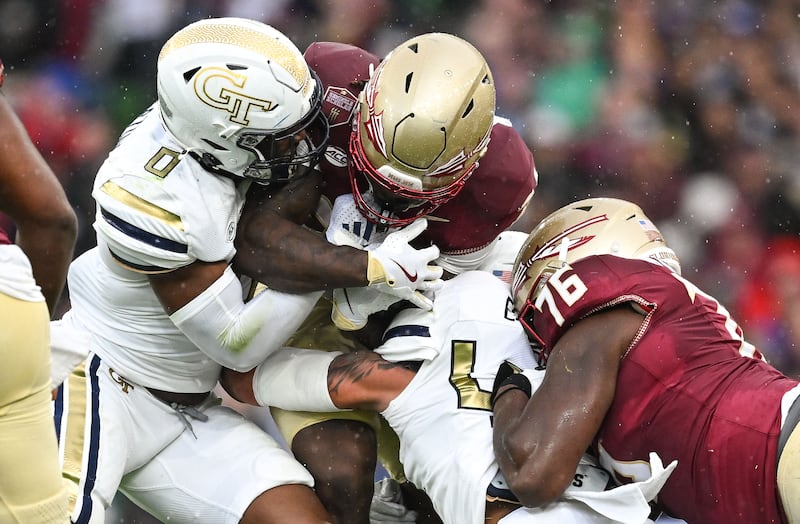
{"left": 532, "top": 254, "right": 797, "bottom": 523}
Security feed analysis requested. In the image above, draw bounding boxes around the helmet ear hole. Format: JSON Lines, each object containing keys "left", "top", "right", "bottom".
{"left": 202, "top": 139, "right": 229, "bottom": 151}
{"left": 182, "top": 67, "right": 200, "bottom": 83}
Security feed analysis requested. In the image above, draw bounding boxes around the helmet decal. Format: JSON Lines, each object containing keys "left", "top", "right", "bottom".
{"left": 322, "top": 86, "right": 358, "bottom": 128}
{"left": 193, "top": 66, "right": 275, "bottom": 126}
{"left": 362, "top": 64, "right": 388, "bottom": 159}
{"left": 511, "top": 216, "right": 606, "bottom": 298}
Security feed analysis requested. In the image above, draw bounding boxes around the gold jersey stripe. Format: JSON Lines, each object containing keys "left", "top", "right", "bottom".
{"left": 99, "top": 181, "right": 184, "bottom": 231}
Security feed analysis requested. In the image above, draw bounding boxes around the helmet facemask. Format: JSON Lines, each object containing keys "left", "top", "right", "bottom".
{"left": 236, "top": 71, "right": 329, "bottom": 184}
{"left": 347, "top": 120, "right": 476, "bottom": 226}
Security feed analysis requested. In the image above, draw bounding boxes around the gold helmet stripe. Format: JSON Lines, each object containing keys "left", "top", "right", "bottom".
{"left": 158, "top": 21, "right": 309, "bottom": 94}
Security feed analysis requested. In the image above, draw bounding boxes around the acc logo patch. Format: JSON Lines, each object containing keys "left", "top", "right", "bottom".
{"left": 324, "top": 145, "right": 348, "bottom": 168}
{"left": 323, "top": 86, "right": 357, "bottom": 128}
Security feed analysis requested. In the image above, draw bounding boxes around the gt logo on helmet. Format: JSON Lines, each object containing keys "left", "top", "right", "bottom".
{"left": 194, "top": 66, "right": 274, "bottom": 126}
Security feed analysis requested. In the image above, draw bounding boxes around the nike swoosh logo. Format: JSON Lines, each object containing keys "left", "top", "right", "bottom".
{"left": 392, "top": 260, "right": 418, "bottom": 282}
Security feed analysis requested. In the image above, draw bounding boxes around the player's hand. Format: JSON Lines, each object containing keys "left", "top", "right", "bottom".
{"left": 366, "top": 218, "right": 443, "bottom": 310}
{"left": 331, "top": 287, "right": 404, "bottom": 331}
{"left": 369, "top": 478, "right": 418, "bottom": 524}
{"left": 491, "top": 362, "right": 546, "bottom": 408}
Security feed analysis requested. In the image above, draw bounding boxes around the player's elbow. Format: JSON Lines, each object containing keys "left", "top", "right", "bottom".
{"left": 496, "top": 433, "right": 573, "bottom": 507}
{"left": 219, "top": 367, "right": 258, "bottom": 405}
{"left": 506, "top": 464, "right": 571, "bottom": 508}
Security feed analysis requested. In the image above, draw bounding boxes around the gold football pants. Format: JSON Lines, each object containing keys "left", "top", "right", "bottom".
{"left": 0, "top": 294, "right": 68, "bottom": 523}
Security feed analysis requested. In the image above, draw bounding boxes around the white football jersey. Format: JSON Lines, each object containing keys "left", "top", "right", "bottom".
{"left": 378, "top": 271, "right": 537, "bottom": 524}
{"left": 64, "top": 104, "right": 251, "bottom": 392}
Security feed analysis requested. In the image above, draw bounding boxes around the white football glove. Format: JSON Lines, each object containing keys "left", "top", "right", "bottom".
{"left": 331, "top": 287, "right": 404, "bottom": 331}
{"left": 370, "top": 478, "right": 418, "bottom": 524}
{"left": 366, "top": 218, "right": 443, "bottom": 310}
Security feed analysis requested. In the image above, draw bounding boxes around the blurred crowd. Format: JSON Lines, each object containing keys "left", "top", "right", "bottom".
{"left": 3, "top": 0, "right": 800, "bottom": 379}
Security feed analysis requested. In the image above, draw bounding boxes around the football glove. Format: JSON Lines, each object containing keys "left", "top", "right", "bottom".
{"left": 366, "top": 218, "right": 443, "bottom": 310}
{"left": 369, "top": 478, "right": 418, "bottom": 524}
{"left": 331, "top": 287, "right": 404, "bottom": 331}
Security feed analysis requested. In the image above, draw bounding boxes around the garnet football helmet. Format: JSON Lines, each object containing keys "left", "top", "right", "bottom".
{"left": 349, "top": 32, "right": 495, "bottom": 226}
{"left": 156, "top": 17, "right": 329, "bottom": 184}
{"left": 511, "top": 197, "right": 681, "bottom": 332}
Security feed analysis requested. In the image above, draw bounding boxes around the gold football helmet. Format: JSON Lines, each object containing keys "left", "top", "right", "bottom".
{"left": 511, "top": 197, "right": 681, "bottom": 331}
{"left": 349, "top": 32, "right": 495, "bottom": 226}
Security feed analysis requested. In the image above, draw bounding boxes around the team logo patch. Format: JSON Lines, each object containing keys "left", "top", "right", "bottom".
{"left": 324, "top": 145, "right": 348, "bottom": 167}
{"left": 323, "top": 86, "right": 358, "bottom": 127}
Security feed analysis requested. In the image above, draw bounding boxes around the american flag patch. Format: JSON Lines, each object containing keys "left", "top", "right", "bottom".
{"left": 493, "top": 270, "right": 513, "bottom": 284}
{"left": 638, "top": 218, "right": 658, "bottom": 232}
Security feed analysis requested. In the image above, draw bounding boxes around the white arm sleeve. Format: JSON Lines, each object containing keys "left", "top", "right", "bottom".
{"left": 170, "top": 266, "right": 322, "bottom": 371}
{"left": 252, "top": 348, "right": 343, "bottom": 411}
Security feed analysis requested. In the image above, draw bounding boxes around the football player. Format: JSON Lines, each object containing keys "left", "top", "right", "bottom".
{"left": 493, "top": 197, "right": 800, "bottom": 523}
{"left": 239, "top": 32, "right": 537, "bottom": 523}
{"left": 0, "top": 58, "right": 77, "bottom": 524}
{"left": 53, "top": 17, "right": 442, "bottom": 524}
{"left": 223, "top": 268, "right": 675, "bottom": 524}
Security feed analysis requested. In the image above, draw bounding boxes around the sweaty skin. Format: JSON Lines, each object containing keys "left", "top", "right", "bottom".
{"left": 233, "top": 170, "right": 372, "bottom": 295}
{"left": 492, "top": 306, "right": 641, "bottom": 507}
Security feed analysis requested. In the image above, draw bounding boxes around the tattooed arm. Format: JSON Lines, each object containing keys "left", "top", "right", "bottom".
{"left": 220, "top": 349, "right": 416, "bottom": 412}
{"left": 327, "top": 351, "right": 417, "bottom": 412}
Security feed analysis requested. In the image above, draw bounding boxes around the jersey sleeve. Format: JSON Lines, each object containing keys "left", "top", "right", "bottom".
{"left": 92, "top": 110, "right": 245, "bottom": 273}
{"left": 426, "top": 118, "right": 537, "bottom": 254}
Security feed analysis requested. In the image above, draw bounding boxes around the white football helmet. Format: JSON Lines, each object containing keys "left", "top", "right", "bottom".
{"left": 511, "top": 198, "right": 681, "bottom": 335}
{"left": 348, "top": 32, "right": 495, "bottom": 226}
{"left": 156, "top": 17, "right": 329, "bottom": 184}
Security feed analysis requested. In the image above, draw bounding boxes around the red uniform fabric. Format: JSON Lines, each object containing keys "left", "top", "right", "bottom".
{"left": 533, "top": 255, "right": 796, "bottom": 523}
{"left": 0, "top": 57, "right": 12, "bottom": 245}
{"left": 304, "top": 41, "right": 537, "bottom": 254}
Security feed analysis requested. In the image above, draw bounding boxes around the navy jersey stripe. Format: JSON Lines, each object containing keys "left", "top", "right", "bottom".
{"left": 383, "top": 324, "right": 430, "bottom": 342}
{"left": 100, "top": 207, "right": 188, "bottom": 253}
{"left": 76, "top": 355, "right": 102, "bottom": 523}
{"left": 53, "top": 383, "right": 63, "bottom": 441}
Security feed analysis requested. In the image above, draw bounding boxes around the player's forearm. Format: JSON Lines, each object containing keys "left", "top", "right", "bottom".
{"left": 492, "top": 390, "right": 570, "bottom": 507}
{"left": 233, "top": 210, "right": 369, "bottom": 293}
{"left": 230, "top": 349, "right": 412, "bottom": 413}
{"left": 15, "top": 212, "right": 77, "bottom": 316}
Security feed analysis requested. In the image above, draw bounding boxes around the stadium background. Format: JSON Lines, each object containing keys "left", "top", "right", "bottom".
{"left": 2, "top": 1, "right": 798, "bottom": 522}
